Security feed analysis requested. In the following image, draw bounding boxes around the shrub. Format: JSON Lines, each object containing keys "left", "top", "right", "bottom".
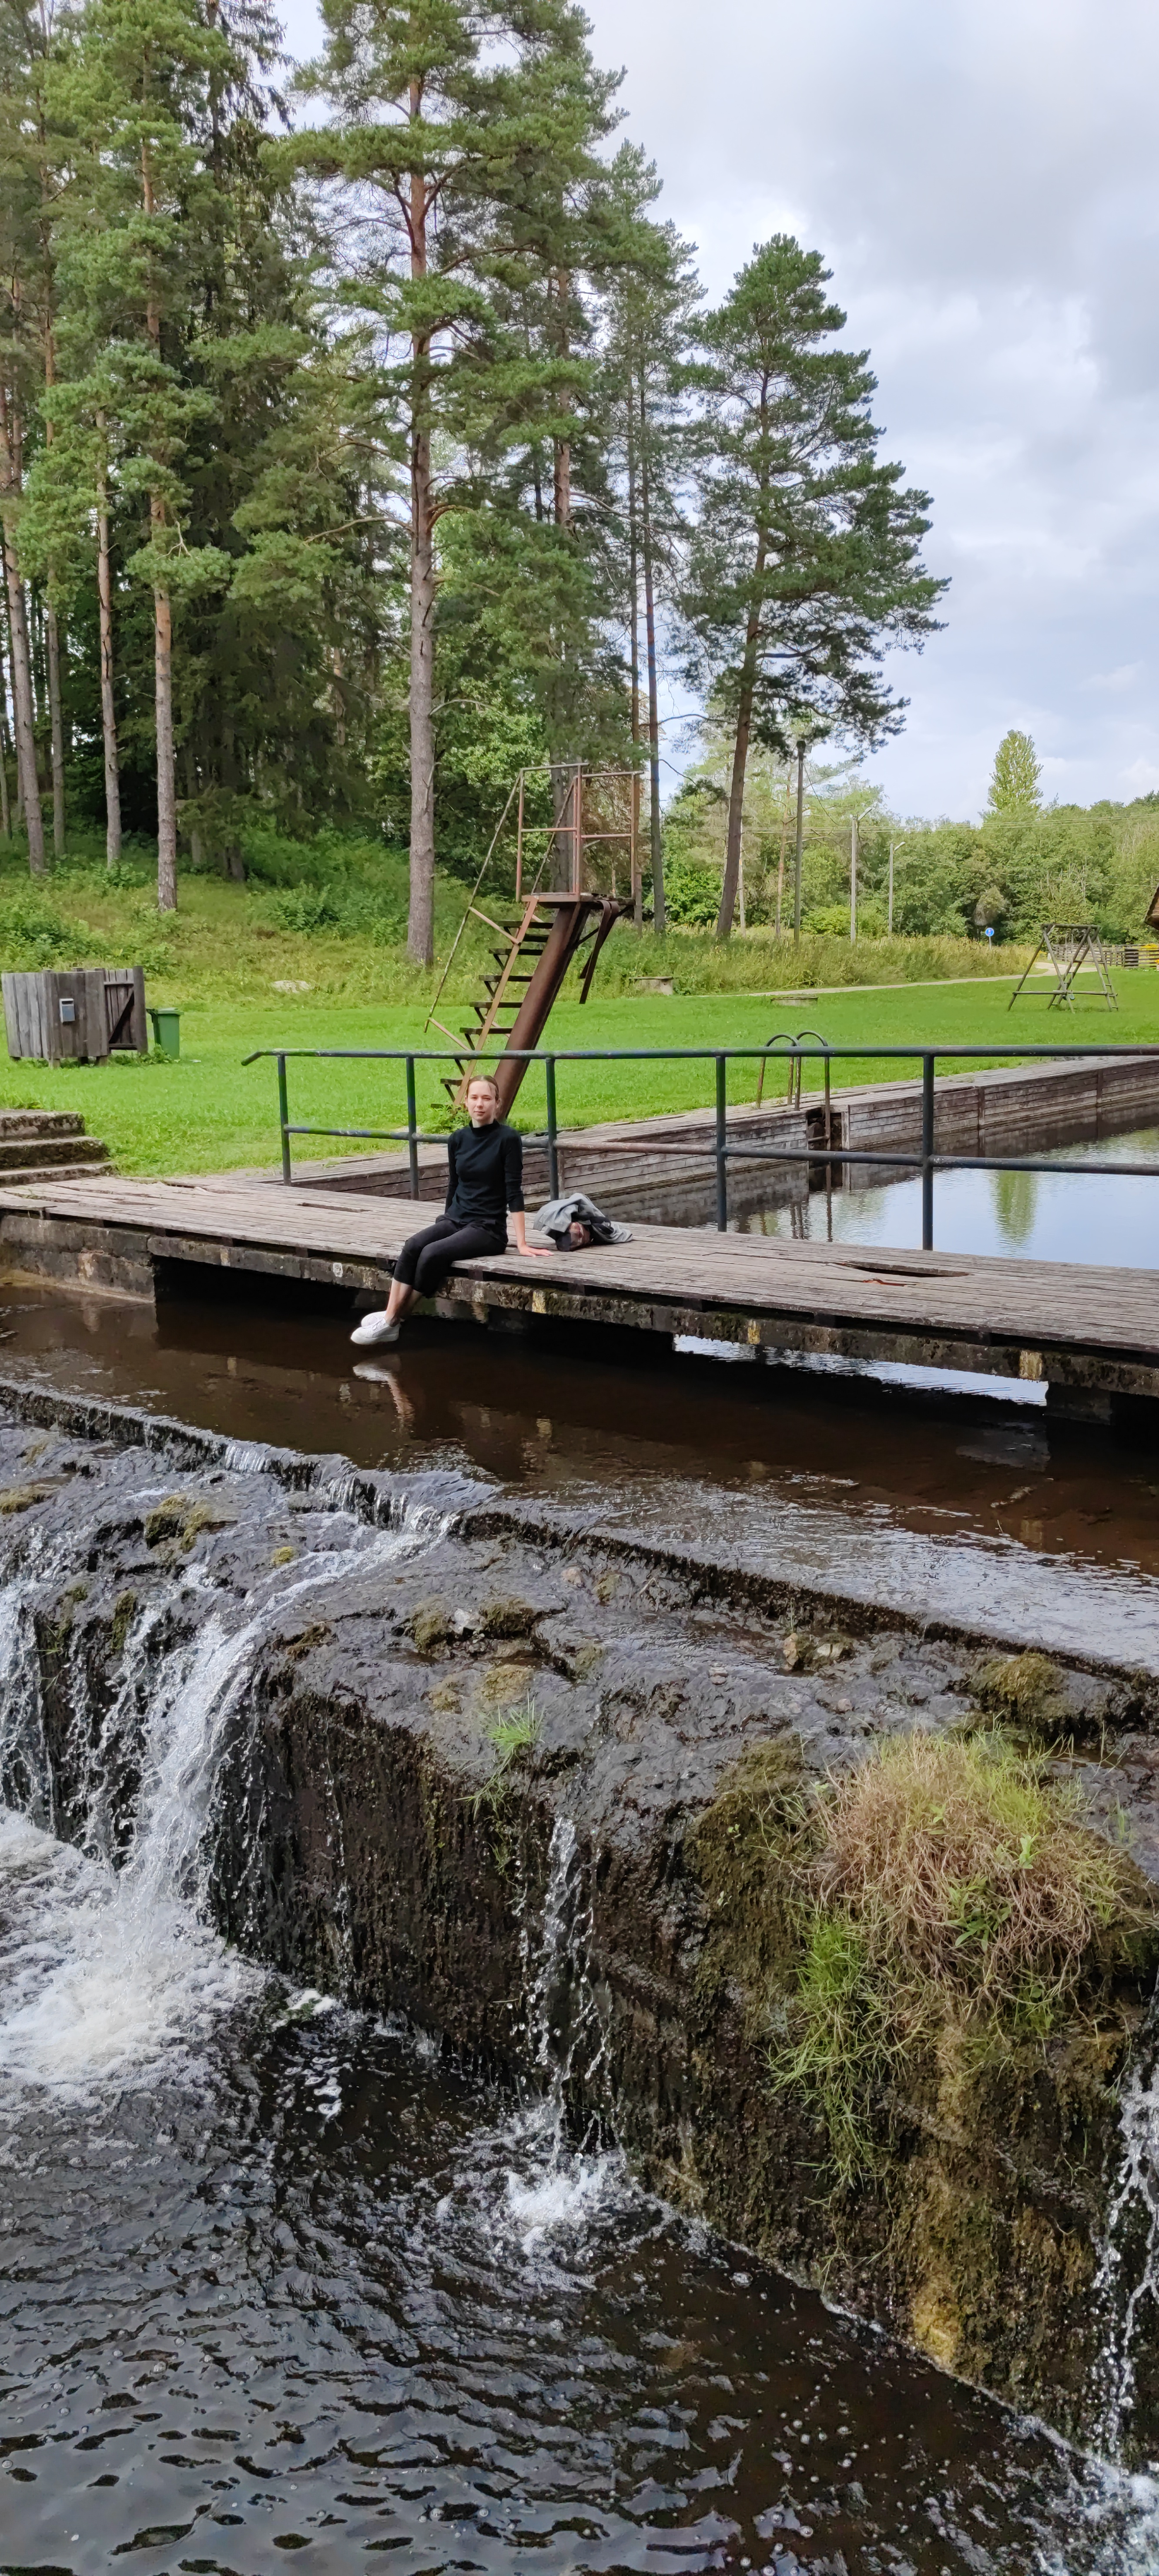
{"left": 664, "top": 861, "right": 722, "bottom": 927}
{"left": 0, "top": 889, "right": 87, "bottom": 967}
{"left": 263, "top": 884, "right": 346, "bottom": 933}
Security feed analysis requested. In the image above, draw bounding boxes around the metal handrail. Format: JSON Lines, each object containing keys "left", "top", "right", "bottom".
{"left": 241, "top": 1040, "right": 1159, "bottom": 1249}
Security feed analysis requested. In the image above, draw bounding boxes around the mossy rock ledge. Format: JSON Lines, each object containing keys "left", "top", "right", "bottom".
{"left": 3, "top": 1393, "right": 1159, "bottom": 2458}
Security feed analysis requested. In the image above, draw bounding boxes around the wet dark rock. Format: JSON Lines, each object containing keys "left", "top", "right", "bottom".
{"left": 1, "top": 1380, "right": 1158, "bottom": 2455}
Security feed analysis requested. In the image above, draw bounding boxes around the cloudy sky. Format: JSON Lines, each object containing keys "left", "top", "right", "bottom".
{"left": 279, "top": 0, "right": 1159, "bottom": 822}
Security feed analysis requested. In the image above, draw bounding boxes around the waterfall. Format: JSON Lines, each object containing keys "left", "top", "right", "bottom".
{"left": 0, "top": 1484, "right": 435, "bottom": 2093}
{"left": 488, "top": 1811, "right": 630, "bottom": 2256}
{"left": 1092, "top": 2010, "right": 1159, "bottom": 2461}
{"left": 524, "top": 1813, "right": 610, "bottom": 2131}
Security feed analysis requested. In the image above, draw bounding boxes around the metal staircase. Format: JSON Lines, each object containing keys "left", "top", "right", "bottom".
{"left": 425, "top": 765, "right": 636, "bottom": 1114}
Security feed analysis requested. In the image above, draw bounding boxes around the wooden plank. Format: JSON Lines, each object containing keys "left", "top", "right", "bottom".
{"left": 1, "top": 975, "right": 20, "bottom": 1061}
{"left": 21, "top": 973, "right": 45, "bottom": 1063}
{"left": 85, "top": 967, "right": 110, "bottom": 1061}
{"left": 46, "top": 972, "right": 75, "bottom": 1063}
{"left": 13, "top": 973, "right": 32, "bottom": 1062}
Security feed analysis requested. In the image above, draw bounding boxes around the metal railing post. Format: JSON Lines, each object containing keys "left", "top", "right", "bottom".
{"left": 546, "top": 1056, "right": 559, "bottom": 1198}
{"left": 405, "top": 1055, "right": 419, "bottom": 1198}
{"left": 277, "top": 1054, "right": 291, "bottom": 1184}
{"left": 716, "top": 1053, "right": 729, "bottom": 1231}
{"left": 921, "top": 1052, "right": 935, "bottom": 1249}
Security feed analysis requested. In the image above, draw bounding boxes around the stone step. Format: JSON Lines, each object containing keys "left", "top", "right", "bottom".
{"left": 0, "top": 1109, "right": 86, "bottom": 1139}
{"left": 0, "top": 1135, "right": 111, "bottom": 1173}
{"left": 0, "top": 1158, "right": 114, "bottom": 1188}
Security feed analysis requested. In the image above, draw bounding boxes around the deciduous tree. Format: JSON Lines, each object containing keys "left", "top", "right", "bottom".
{"left": 988, "top": 727, "right": 1041, "bottom": 814}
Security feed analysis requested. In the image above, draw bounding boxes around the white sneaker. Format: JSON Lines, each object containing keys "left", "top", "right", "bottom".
{"left": 350, "top": 1312, "right": 400, "bottom": 1347}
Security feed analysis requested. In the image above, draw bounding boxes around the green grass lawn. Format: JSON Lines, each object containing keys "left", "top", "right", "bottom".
{"left": 2, "top": 970, "right": 1156, "bottom": 1180}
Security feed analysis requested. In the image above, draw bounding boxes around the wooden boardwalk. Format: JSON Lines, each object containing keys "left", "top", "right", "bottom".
{"left": 0, "top": 1170, "right": 1156, "bottom": 1407}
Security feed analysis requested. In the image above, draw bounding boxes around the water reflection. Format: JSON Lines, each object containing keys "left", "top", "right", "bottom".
{"left": 992, "top": 1165, "right": 1040, "bottom": 1248}
{"left": 739, "top": 1124, "right": 1159, "bottom": 1268}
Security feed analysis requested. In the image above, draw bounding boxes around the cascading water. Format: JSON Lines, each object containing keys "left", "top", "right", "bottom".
{"left": 4, "top": 1421, "right": 1159, "bottom": 2569}
{"left": 0, "top": 1468, "right": 435, "bottom": 2091}
{"left": 480, "top": 1811, "right": 630, "bottom": 2260}
{"left": 1092, "top": 2005, "right": 1159, "bottom": 2461}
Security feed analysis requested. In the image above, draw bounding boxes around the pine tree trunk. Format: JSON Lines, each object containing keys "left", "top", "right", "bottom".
{"left": 639, "top": 389, "right": 664, "bottom": 934}
{"left": 626, "top": 348, "right": 643, "bottom": 930}
{"left": 549, "top": 272, "right": 574, "bottom": 894}
{"left": 219, "top": 708, "right": 245, "bottom": 879}
{"left": 45, "top": 599, "right": 65, "bottom": 855}
{"left": 406, "top": 123, "right": 435, "bottom": 969}
{"left": 5, "top": 563, "right": 44, "bottom": 872}
{"left": 40, "top": 303, "right": 66, "bottom": 855}
{"left": 4, "top": 595, "right": 23, "bottom": 826}
{"left": 182, "top": 741, "right": 203, "bottom": 869}
{"left": 553, "top": 270, "right": 572, "bottom": 531}
{"left": 96, "top": 437, "right": 122, "bottom": 865}
{"left": 717, "top": 535, "right": 767, "bottom": 940}
{"left": 142, "top": 144, "right": 177, "bottom": 913}
{"left": 408, "top": 416, "right": 435, "bottom": 965}
{"left": 154, "top": 572, "right": 177, "bottom": 911}
{"left": 0, "top": 633, "right": 10, "bottom": 841}
{"left": 0, "top": 429, "right": 45, "bottom": 876}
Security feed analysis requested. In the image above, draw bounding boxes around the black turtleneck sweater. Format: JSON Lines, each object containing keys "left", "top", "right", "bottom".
{"left": 445, "top": 1121, "right": 524, "bottom": 1229}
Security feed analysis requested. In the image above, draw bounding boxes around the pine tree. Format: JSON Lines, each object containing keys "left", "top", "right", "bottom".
{"left": 603, "top": 146, "right": 696, "bottom": 931}
{"left": 46, "top": 0, "right": 235, "bottom": 907}
{"left": 988, "top": 728, "right": 1041, "bottom": 813}
{"left": 0, "top": 0, "right": 49, "bottom": 870}
{"left": 299, "top": 0, "right": 617, "bottom": 960}
{"left": 681, "top": 237, "right": 945, "bottom": 940}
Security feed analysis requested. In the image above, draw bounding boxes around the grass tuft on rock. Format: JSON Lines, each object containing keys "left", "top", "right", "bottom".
{"left": 809, "top": 1731, "right": 1135, "bottom": 2013}
{"left": 764, "top": 1733, "right": 1158, "bottom": 2182}
{"left": 968, "top": 1649, "right": 1077, "bottom": 1744}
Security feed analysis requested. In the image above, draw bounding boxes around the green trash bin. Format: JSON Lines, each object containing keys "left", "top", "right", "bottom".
{"left": 148, "top": 1006, "right": 181, "bottom": 1059}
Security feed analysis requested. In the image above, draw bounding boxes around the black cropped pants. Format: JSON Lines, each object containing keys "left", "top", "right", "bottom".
{"left": 392, "top": 1213, "right": 506, "bottom": 1299}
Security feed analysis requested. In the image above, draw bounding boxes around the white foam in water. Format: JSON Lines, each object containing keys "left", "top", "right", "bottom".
{"left": 0, "top": 1505, "right": 432, "bottom": 2094}
{"left": 502, "top": 2112, "right": 633, "bottom": 2254}
{"left": 0, "top": 1805, "right": 257, "bottom": 2085}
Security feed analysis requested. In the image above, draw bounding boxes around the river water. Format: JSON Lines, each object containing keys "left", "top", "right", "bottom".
{"left": 3, "top": 1788, "right": 1159, "bottom": 2576}
{"left": 4, "top": 1150, "right": 1159, "bottom": 2569}
{"left": 743, "top": 1124, "right": 1159, "bottom": 1266}
{"left": 2, "top": 1263, "right": 1159, "bottom": 1667}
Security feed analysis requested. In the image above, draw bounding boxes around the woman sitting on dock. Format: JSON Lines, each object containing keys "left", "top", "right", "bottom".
{"left": 350, "top": 1072, "right": 551, "bottom": 1348}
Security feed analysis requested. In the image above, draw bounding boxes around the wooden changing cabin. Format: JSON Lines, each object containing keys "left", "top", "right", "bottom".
{"left": 3, "top": 967, "right": 148, "bottom": 1064}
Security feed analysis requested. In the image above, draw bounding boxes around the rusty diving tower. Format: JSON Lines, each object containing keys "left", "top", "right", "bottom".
{"left": 424, "top": 764, "right": 636, "bottom": 1114}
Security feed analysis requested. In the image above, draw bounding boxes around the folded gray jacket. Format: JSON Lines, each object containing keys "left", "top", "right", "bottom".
{"left": 533, "top": 1191, "right": 633, "bottom": 1246}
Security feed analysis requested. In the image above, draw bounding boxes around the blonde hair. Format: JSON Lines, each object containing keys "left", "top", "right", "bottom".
{"left": 466, "top": 1072, "right": 500, "bottom": 1097}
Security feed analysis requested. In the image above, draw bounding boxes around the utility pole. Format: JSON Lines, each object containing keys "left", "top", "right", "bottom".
{"left": 888, "top": 839, "right": 894, "bottom": 936}
{"left": 850, "top": 803, "right": 875, "bottom": 943}
{"left": 793, "top": 741, "right": 805, "bottom": 944}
